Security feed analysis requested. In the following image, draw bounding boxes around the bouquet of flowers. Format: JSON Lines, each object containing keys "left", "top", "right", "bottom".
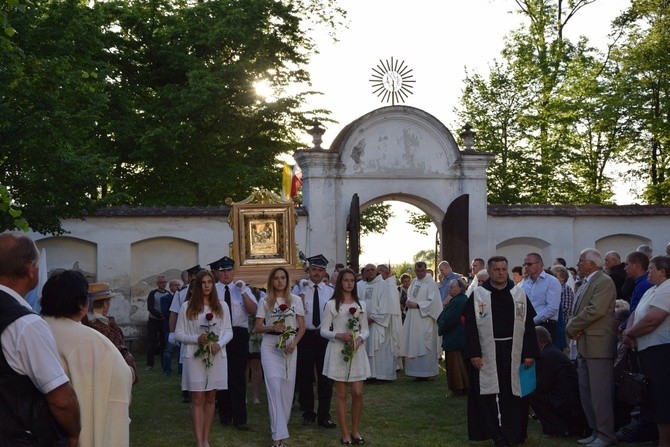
{"left": 341, "top": 306, "right": 361, "bottom": 380}
{"left": 194, "top": 312, "right": 219, "bottom": 368}
{"left": 273, "top": 303, "right": 297, "bottom": 378}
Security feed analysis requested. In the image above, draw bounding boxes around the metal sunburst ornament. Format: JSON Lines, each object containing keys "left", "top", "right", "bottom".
{"left": 370, "top": 57, "right": 415, "bottom": 106}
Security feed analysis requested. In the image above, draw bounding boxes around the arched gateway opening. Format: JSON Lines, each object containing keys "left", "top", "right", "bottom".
{"left": 293, "top": 106, "right": 493, "bottom": 274}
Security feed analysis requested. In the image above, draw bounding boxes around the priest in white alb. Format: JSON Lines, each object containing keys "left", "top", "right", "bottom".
{"left": 358, "top": 263, "right": 399, "bottom": 380}
{"left": 400, "top": 261, "right": 443, "bottom": 379}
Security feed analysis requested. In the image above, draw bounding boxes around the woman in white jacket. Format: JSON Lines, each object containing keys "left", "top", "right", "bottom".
{"left": 176, "top": 270, "right": 233, "bottom": 447}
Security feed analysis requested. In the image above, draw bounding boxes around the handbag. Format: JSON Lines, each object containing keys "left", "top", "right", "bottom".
{"left": 616, "top": 348, "right": 648, "bottom": 406}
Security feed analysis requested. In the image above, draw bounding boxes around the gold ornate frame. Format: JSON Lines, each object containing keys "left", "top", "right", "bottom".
{"left": 227, "top": 189, "right": 298, "bottom": 269}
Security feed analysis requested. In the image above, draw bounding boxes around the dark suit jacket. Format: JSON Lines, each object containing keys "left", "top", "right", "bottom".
{"left": 535, "top": 343, "right": 579, "bottom": 407}
{"left": 566, "top": 270, "right": 617, "bottom": 359}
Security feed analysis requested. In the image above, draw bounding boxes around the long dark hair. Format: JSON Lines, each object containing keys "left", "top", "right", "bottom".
{"left": 186, "top": 270, "right": 223, "bottom": 320}
{"left": 265, "top": 266, "right": 292, "bottom": 310}
{"left": 331, "top": 268, "right": 361, "bottom": 312}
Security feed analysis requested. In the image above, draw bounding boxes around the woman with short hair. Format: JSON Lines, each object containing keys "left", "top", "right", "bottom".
{"left": 438, "top": 278, "right": 469, "bottom": 396}
{"left": 623, "top": 256, "right": 670, "bottom": 446}
{"left": 41, "top": 270, "right": 133, "bottom": 447}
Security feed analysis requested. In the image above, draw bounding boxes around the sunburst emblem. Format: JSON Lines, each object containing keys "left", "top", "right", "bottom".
{"left": 370, "top": 57, "right": 415, "bottom": 106}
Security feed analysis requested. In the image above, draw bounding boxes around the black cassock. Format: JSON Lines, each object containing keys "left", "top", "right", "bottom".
{"left": 462, "top": 279, "right": 539, "bottom": 446}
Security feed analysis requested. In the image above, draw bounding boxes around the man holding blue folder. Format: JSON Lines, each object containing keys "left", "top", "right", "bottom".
{"left": 463, "top": 255, "right": 540, "bottom": 447}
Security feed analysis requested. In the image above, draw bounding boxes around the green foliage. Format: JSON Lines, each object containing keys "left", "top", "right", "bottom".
{"left": 610, "top": 0, "right": 670, "bottom": 204}
{"left": 360, "top": 203, "right": 392, "bottom": 235}
{"left": 0, "top": 185, "right": 28, "bottom": 231}
{"left": 392, "top": 261, "right": 414, "bottom": 279}
{"left": 457, "top": 0, "right": 637, "bottom": 204}
{"left": 0, "top": 0, "right": 345, "bottom": 233}
{"left": 406, "top": 210, "right": 432, "bottom": 235}
{"left": 413, "top": 249, "right": 436, "bottom": 269}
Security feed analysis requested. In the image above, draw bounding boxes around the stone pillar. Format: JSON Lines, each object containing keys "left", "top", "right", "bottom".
{"left": 459, "top": 152, "right": 494, "bottom": 259}
{"left": 293, "top": 149, "right": 343, "bottom": 265}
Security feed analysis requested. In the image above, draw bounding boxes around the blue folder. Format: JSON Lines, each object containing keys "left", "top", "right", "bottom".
{"left": 519, "top": 363, "right": 536, "bottom": 397}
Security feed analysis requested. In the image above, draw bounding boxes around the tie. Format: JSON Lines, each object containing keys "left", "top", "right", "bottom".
{"left": 312, "top": 285, "right": 321, "bottom": 328}
{"left": 224, "top": 285, "right": 232, "bottom": 311}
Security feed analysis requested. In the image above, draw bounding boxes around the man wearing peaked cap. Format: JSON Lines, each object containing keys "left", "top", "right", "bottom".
{"left": 296, "top": 254, "right": 337, "bottom": 428}
{"left": 186, "top": 264, "right": 203, "bottom": 276}
{"left": 212, "top": 256, "right": 258, "bottom": 430}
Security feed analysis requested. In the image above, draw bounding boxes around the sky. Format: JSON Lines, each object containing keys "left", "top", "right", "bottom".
{"left": 293, "top": 0, "right": 632, "bottom": 265}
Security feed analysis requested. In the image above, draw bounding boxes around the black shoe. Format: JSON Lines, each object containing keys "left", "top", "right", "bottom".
{"left": 235, "top": 423, "right": 249, "bottom": 431}
{"left": 302, "top": 418, "right": 315, "bottom": 426}
{"left": 318, "top": 419, "right": 337, "bottom": 428}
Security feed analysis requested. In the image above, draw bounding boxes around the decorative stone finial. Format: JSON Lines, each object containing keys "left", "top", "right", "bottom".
{"left": 308, "top": 120, "right": 326, "bottom": 149}
{"left": 459, "top": 123, "right": 476, "bottom": 153}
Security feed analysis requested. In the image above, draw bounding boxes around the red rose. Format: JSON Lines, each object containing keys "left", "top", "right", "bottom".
{"left": 279, "top": 304, "right": 288, "bottom": 312}
{"left": 206, "top": 312, "right": 213, "bottom": 321}
{"left": 349, "top": 307, "right": 357, "bottom": 315}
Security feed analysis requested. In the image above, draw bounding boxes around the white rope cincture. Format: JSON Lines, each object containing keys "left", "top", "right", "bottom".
{"left": 496, "top": 393, "right": 502, "bottom": 427}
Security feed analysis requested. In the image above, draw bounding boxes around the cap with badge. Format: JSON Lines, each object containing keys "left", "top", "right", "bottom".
{"left": 88, "top": 282, "right": 120, "bottom": 302}
{"left": 186, "top": 264, "right": 203, "bottom": 276}
{"left": 306, "top": 254, "right": 328, "bottom": 269}
{"left": 209, "top": 256, "right": 235, "bottom": 271}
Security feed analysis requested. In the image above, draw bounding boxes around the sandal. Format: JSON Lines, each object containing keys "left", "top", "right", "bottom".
{"left": 352, "top": 436, "right": 365, "bottom": 444}
{"left": 340, "top": 439, "right": 352, "bottom": 445}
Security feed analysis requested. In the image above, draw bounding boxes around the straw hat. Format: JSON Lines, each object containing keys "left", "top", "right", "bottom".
{"left": 87, "top": 282, "right": 120, "bottom": 301}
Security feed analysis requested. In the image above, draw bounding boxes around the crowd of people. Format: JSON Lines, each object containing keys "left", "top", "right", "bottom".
{"left": 3, "top": 229, "right": 670, "bottom": 447}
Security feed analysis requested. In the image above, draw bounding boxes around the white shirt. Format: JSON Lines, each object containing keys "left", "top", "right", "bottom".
{"left": 215, "top": 282, "right": 257, "bottom": 328}
{"left": 169, "top": 285, "right": 190, "bottom": 314}
{"left": 302, "top": 280, "right": 334, "bottom": 330}
{"left": 0, "top": 285, "right": 69, "bottom": 394}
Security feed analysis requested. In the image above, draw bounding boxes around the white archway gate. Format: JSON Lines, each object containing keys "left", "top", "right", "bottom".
{"left": 294, "top": 106, "right": 493, "bottom": 273}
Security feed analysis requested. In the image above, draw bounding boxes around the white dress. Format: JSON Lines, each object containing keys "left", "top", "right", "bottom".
{"left": 321, "top": 300, "right": 371, "bottom": 382}
{"left": 257, "top": 295, "right": 304, "bottom": 441}
{"left": 175, "top": 303, "right": 233, "bottom": 392}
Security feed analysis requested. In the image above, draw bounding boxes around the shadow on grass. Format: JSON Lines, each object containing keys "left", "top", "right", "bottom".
{"left": 130, "top": 355, "right": 637, "bottom": 447}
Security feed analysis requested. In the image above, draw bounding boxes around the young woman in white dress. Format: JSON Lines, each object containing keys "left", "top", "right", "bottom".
{"left": 175, "top": 270, "right": 233, "bottom": 447}
{"left": 321, "top": 268, "right": 371, "bottom": 445}
{"left": 255, "top": 267, "right": 306, "bottom": 447}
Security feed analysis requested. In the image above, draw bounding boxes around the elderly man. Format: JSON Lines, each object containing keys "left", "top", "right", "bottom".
{"left": 400, "top": 261, "right": 443, "bottom": 380}
{"left": 463, "top": 255, "right": 539, "bottom": 447}
{"left": 566, "top": 248, "right": 617, "bottom": 447}
{"left": 0, "top": 233, "right": 81, "bottom": 446}
{"left": 146, "top": 275, "right": 170, "bottom": 371}
{"left": 604, "top": 251, "right": 627, "bottom": 300}
{"left": 212, "top": 256, "right": 258, "bottom": 431}
{"left": 521, "top": 253, "right": 562, "bottom": 343}
{"left": 438, "top": 261, "right": 461, "bottom": 301}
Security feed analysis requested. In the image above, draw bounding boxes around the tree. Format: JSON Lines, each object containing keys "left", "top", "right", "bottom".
{"left": 1, "top": 0, "right": 120, "bottom": 234}
{"left": 0, "top": 0, "right": 346, "bottom": 233}
{"left": 360, "top": 203, "right": 392, "bottom": 235}
{"left": 0, "top": 185, "right": 28, "bottom": 231}
{"left": 413, "top": 249, "right": 436, "bottom": 271}
{"left": 610, "top": 0, "right": 670, "bottom": 203}
{"left": 457, "top": 0, "right": 624, "bottom": 204}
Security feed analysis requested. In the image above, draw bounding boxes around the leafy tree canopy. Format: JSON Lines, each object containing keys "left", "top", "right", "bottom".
{"left": 0, "top": 0, "right": 345, "bottom": 234}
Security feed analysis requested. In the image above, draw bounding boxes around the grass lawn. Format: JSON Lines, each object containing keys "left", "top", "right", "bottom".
{"left": 130, "top": 355, "right": 641, "bottom": 447}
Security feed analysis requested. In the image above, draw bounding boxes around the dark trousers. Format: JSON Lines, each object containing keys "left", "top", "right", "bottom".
{"left": 217, "top": 327, "right": 249, "bottom": 426}
{"left": 539, "top": 320, "right": 558, "bottom": 346}
{"left": 529, "top": 393, "right": 587, "bottom": 436}
{"left": 146, "top": 317, "right": 164, "bottom": 367}
{"left": 297, "top": 329, "right": 332, "bottom": 421}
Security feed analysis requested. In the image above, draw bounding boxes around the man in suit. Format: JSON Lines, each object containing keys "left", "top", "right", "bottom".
{"left": 296, "top": 254, "right": 336, "bottom": 428}
{"left": 566, "top": 248, "right": 617, "bottom": 447}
